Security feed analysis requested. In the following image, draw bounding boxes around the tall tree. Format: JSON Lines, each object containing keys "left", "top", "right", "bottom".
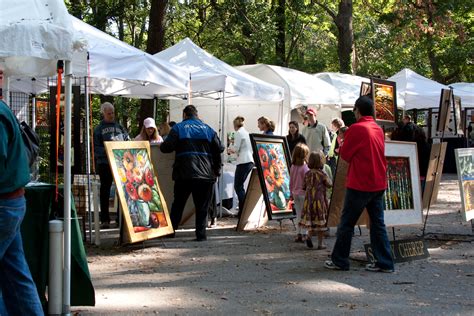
{"left": 274, "top": 0, "right": 286, "bottom": 66}
{"left": 315, "top": 0, "right": 355, "bottom": 74}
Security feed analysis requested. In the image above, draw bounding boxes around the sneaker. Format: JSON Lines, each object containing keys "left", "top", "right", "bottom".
{"left": 209, "top": 217, "right": 217, "bottom": 228}
{"left": 365, "top": 263, "right": 394, "bottom": 273}
{"left": 324, "top": 260, "right": 348, "bottom": 271}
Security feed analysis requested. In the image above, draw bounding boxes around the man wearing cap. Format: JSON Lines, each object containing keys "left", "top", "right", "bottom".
{"left": 160, "top": 105, "right": 223, "bottom": 241}
{"left": 300, "top": 108, "right": 331, "bottom": 155}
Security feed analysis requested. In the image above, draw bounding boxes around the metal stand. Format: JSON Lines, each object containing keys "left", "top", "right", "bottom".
{"left": 277, "top": 217, "right": 297, "bottom": 232}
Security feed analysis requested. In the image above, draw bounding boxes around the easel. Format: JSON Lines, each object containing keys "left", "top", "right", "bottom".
{"left": 236, "top": 169, "right": 296, "bottom": 231}
{"left": 422, "top": 88, "right": 453, "bottom": 236}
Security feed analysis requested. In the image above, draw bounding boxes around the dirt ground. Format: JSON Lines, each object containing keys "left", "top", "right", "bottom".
{"left": 75, "top": 174, "right": 474, "bottom": 315}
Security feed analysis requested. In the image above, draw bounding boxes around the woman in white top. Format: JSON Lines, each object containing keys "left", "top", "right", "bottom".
{"left": 228, "top": 116, "right": 254, "bottom": 217}
{"left": 134, "top": 117, "right": 163, "bottom": 144}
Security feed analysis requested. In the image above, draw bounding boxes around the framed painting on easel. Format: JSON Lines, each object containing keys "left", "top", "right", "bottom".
{"left": 249, "top": 134, "right": 294, "bottom": 220}
{"left": 105, "top": 141, "right": 174, "bottom": 243}
{"left": 454, "top": 148, "right": 474, "bottom": 221}
{"left": 384, "top": 141, "right": 423, "bottom": 226}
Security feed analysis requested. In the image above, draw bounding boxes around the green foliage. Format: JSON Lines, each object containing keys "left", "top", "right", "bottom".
{"left": 65, "top": 0, "right": 472, "bottom": 129}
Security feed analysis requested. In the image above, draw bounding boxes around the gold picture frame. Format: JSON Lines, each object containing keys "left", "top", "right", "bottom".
{"left": 105, "top": 141, "right": 174, "bottom": 243}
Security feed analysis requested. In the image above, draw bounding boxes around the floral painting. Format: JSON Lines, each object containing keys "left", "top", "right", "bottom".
{"left": 105, "top": 141, "right": 174, "bottom": 243}
{"left": 372, "top": 78, "right": 397, "bottom": 124}
{"left": 250, "top": 134, "right": 294, "bottom": 220}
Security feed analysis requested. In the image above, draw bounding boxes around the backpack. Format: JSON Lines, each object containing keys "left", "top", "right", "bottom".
{"left": 18, "top": 120, "right": 40, "bottom": 169}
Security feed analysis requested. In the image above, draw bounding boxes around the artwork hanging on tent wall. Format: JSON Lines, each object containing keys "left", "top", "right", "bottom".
{"left": 250, "top": 134, "right": 294, "bottom": 220}
{"left": 105, "top": 141, "right": 174, "bottom": 243}
{"left": 371, "top": 78, "right": 397, "bottom": 124}
{"left": 454, "top": 148, "right": 474, "bottom": 221}
{"left": 436, "top": 89, "right": 453, "bottom": 133}
{"left": 383, "top": 141, "right": 423, "bottom": 226}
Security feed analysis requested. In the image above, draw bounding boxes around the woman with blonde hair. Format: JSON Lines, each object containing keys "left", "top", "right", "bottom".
{"left": 134, "top": 117, "right": 163, "bottom": 143}
{"left": 228, "top": 116, "right": 254, "bottom": 217}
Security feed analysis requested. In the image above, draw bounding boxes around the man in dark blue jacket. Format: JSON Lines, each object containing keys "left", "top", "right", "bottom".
{"left": 160, "top": 105, "right": 222, "bottom": 241}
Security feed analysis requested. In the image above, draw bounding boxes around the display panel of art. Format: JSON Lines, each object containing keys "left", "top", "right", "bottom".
{"left": 436, "top": 89, "right": 452, "bottom": 133}
{"left": 35, "top": 99, "right": 49, "bottom": 127}
{"left": 384, "top": 141, "right": 422, "bottom": 226}
{"left": 371, "top": 78, "right": 397, "bottom": 124}
{"left": 250, "top": 134, "right": 294, "bottom": 220}
{"left": 105, "top": 141, "right": 174, "bottom": 243}
{"left": 454, "top": 148, "right": 474, "bottom": 221}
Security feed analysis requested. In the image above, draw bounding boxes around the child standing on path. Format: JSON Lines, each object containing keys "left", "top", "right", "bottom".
{"left": 300, "top": 151, "right": 332, "bottom": 249}
{"left": 290, "top": 143, "right": 310, "bottom": 243}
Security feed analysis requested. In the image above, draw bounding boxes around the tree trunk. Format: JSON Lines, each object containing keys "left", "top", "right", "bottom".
{"left": 275, "top": 0, "right": 286, "bottom": 66}
{"left": 335, "top": 0, "right": 354, "bottom": 74}
{"left": 140, "top": 0, "right": 169, "bottom": 126}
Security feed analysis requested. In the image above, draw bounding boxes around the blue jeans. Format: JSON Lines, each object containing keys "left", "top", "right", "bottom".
{"left": 331, "top": 189, "right": 394, "bottom": 271}
{"left": 0, "top": 196, "right": 44, "bottom": 316}
{"left": 234, "top": 162, "right": 254, "bottom": 216}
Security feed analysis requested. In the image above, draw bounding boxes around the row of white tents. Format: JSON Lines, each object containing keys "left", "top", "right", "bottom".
{"left": 1, "top": 1, "right": 472, "bottom": 313}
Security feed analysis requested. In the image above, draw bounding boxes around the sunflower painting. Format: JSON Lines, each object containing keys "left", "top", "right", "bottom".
{"left": 250, "top": 134, "right": 294, "bottom": 220}
{"left": 105, "top": 141, "right": 174, "bottom": 243}
{"left": 371, "top": 78, "right": 397, "bottom": 124}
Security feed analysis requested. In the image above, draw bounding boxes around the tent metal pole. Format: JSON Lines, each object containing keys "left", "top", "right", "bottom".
{"left": 31, "top": 95, "right": 36, "bottom": 129}
{"left": 62, "top": 60, "right": 72, "bottom": 316}
{"left": 219, "top": 91, "right": 225, "bottom": 218}
{"left": 280, "top": 100, "right": 284, "bottom": 135}
{"left": 85, "top": 76, "right": 93, "bottom": 243}
{"left": 153, "top": 97, "right": 157, "bottom": 119}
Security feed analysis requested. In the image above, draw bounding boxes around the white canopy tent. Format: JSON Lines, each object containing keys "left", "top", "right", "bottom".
{"left": 9, "top": 16, "right": 190, "bottom": 98}
{"left": 237, "top": 64, "right": 342, "bottom": 127}
{"left": 153, "top": 38, "right": 285, "bottom": 136}
{"left": 314, "top": 72, "right": 370, "bottom": 108}
{"left": 388, "top": 68, "right": 449, "bottom": 110}
{"left": 450, "top": 82, "right": 474, "bottom": 107}
{"left": 0, "top": 0, "right": 80, "bottom": 314}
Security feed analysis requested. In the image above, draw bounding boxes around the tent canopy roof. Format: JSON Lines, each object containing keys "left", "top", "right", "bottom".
{"left": 314, "top": 72, "right": 370, "bottom": 107}
{"left": 449, "top": 82, "right": 474, "bottom": 107}
{"left": 8, "top": 16, "right": 191, "bottom": 97}
{"left": 388, "top": 68, "right": 448, "bottom": 110}
{"left": 154, "top": 38, "right": 284, "bottom": 102}
{"left": 237, "top": 64, "right": 341, "bottom": 108}
{"left": 0, "top": 0, "right": 79, "bottom": 77}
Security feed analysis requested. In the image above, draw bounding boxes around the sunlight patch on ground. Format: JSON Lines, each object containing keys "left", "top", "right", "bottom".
{"left": 299, "top": 280, "right": 365, "bottom": 294}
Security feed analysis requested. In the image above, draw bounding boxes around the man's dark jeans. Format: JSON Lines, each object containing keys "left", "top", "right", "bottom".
{"left": 331, "top": 188, "right": 394, "bottom": 271}
{"left": 171, "top": 179, "right": 215, "bottom": 240}
{"left": 98, "top": 164, "right": 113, "bottom": 224}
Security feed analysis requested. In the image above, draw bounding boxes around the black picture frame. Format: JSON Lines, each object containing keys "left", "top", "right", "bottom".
{"left": 371, "top": 78, "right": 398, "bottom": 125}
{"left": 249, "top": 134, "right": 295, "bottom": 220}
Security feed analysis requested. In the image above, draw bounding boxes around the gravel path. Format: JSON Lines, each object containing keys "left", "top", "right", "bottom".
{"left": 76, "top": 174, "right": 474, "bottom": 315}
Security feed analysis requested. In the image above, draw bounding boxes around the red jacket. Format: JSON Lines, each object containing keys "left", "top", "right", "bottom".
{"left": 340, "top": 116, "right": 387, "bottom": 192}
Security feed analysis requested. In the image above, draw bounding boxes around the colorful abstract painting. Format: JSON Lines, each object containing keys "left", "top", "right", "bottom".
{"left": 250, "top": 134, "right": 294, "bottom": 220}
{"left": 384, "top": 157, "right": 414, "bottom": 210}
{"left": 372, "top": 78, "right": 397, "bottom": 124}
{"left": 105, "top": 141, "right": 174, "bottom": 243}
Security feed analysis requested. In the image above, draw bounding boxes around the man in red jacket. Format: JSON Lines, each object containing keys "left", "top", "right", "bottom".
{"left": 324, "top": 96, "right": 394, "bottom": 272}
